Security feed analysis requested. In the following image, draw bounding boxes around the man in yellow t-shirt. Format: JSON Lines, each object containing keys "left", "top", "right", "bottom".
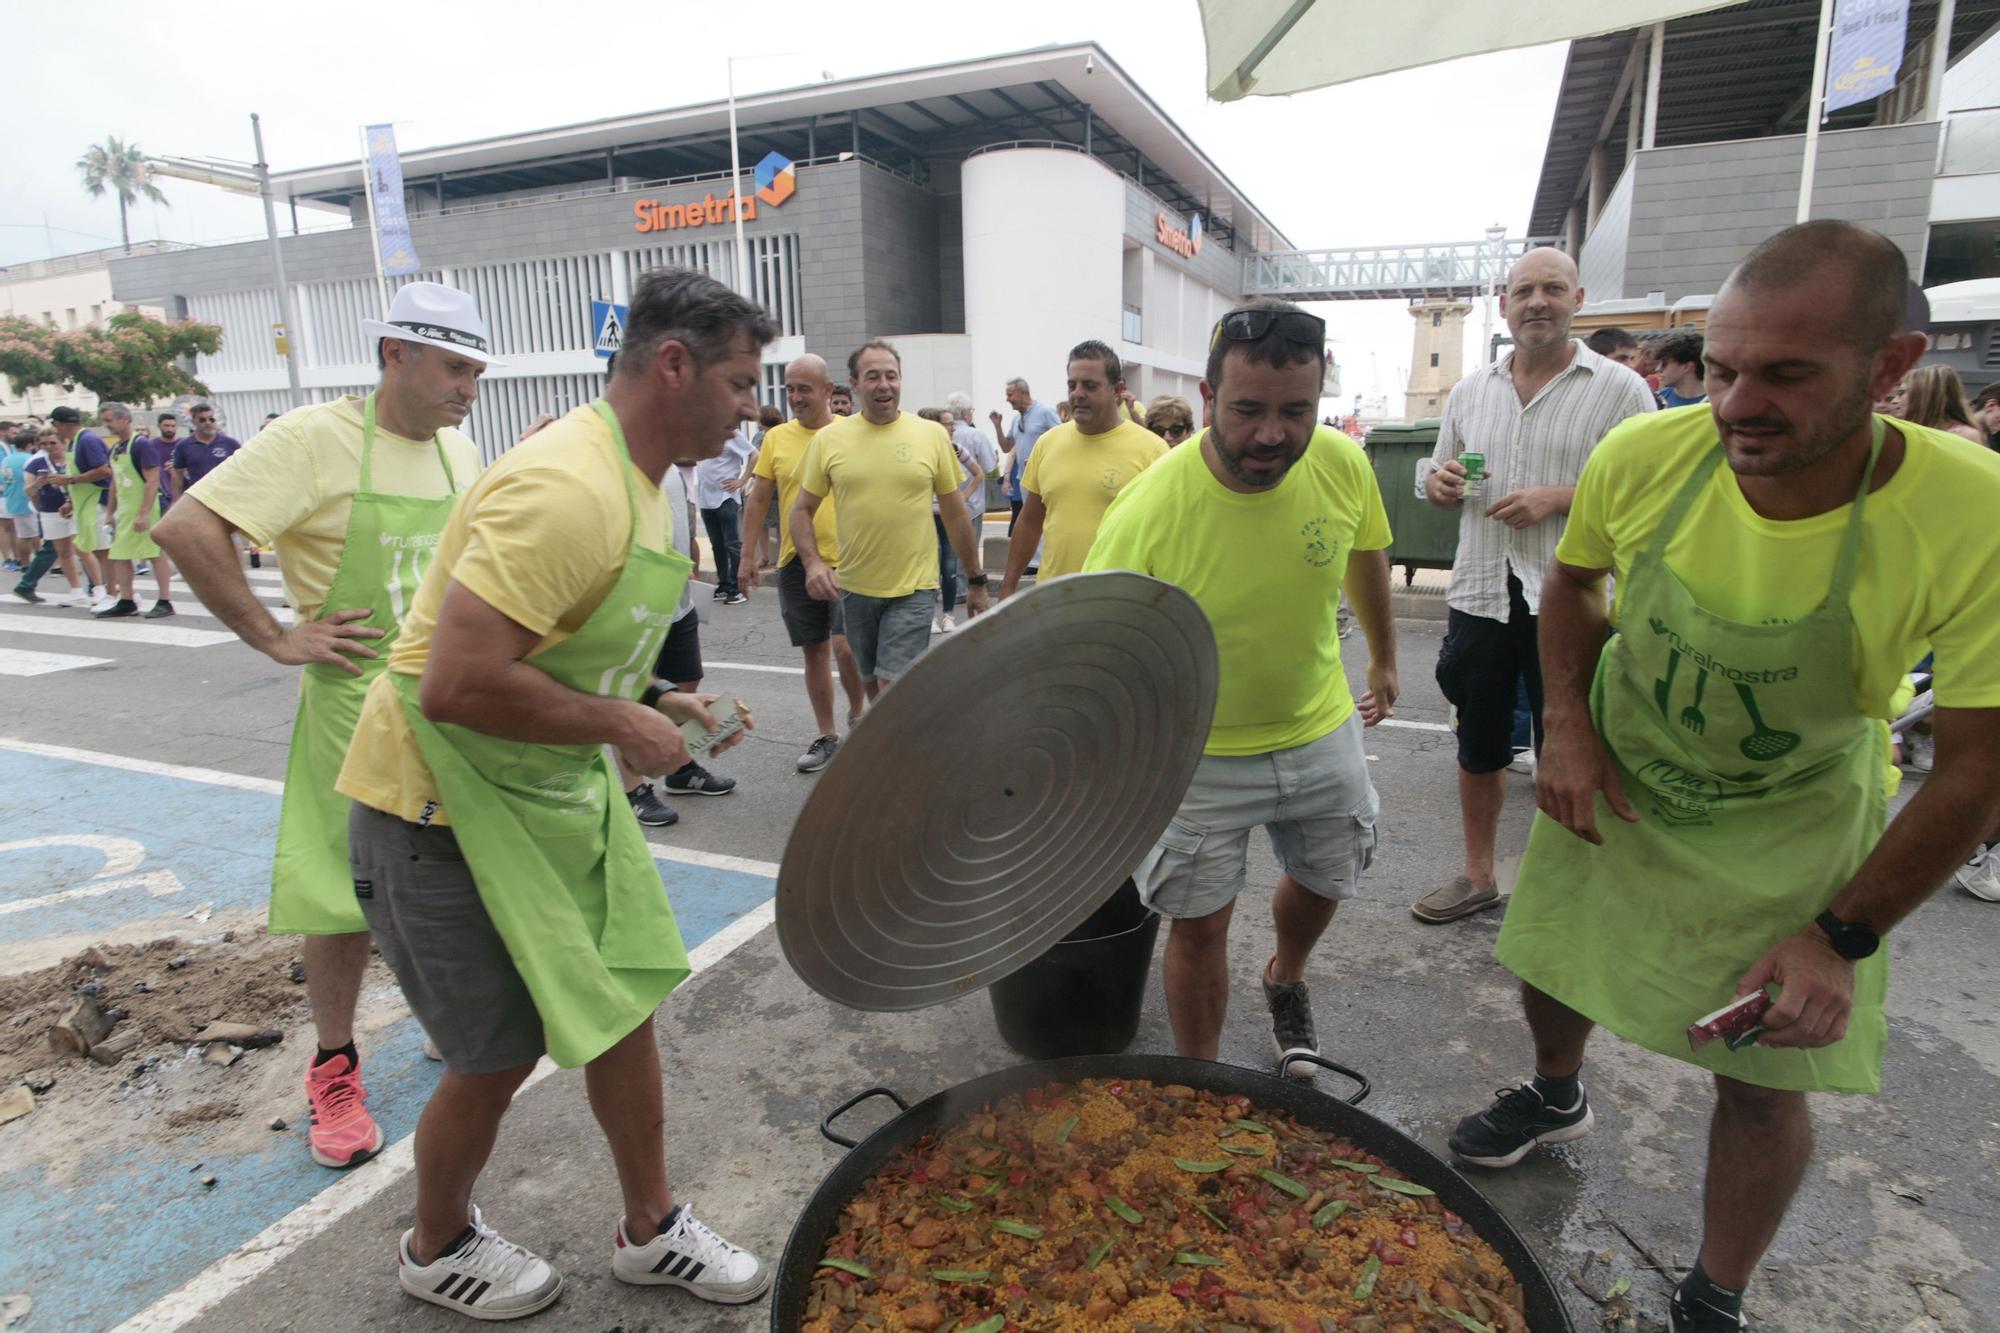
{"left": 792, "top": 339, "right": 989, "bottom": 698}
{"left": 740, "top": 353, "right": 865, "bottom": 772}
{"left": 1456, "top": 223, "right": 2000, "bottom": 1333}
{"left": 1002, "top": 339, "right": 1166, "bottom": 597}
{"left": 1083, "top": 299, "right": 1397, "bottom": 1083}
{"left": 152, "top": 282, "right": 489, "bottom": 1172}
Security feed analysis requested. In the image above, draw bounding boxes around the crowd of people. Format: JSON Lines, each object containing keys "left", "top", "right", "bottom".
{"left": 19, "top": 215, "right": 1989, "bottom": 1332}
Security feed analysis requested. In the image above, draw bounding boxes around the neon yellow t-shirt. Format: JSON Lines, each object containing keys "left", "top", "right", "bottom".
{"left": 1084, "top": 425, "right": 1392, "bottom": 756}
{"left": 1022, "top": 419, "right": 1168, "bottom": 580}
{"left": 799, "top": 411, "right": 963, "bottom": 598}
{"left": 755, "top": 418, "right": 840, "bottom": 567}
{"left": 336, "top": 404, "right": 678, "bottom": 825}
{"left": 188, "top": 397, "right": 480, "bottom": 618}
{"left": 1558, "top": 411, "right": 2000, "bottom": 715}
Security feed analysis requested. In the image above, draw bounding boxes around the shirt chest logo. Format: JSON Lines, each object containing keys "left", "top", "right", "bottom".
{"left": 1100, "top": 468, "right": 1123, "bottom": 493}
{"left": 894, "top": 443, "right": 912, "bottom": 464}
{"left": 1301, "top": 517, "right": 1337, "bottom": 569}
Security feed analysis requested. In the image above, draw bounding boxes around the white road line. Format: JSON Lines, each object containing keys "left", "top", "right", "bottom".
{"left": 0, "top": 609, "right": 238, "bottom": 648}
{"left": 176, "top": 599, "right": 297, "bottom": 626}
{"left": 706, "top": 659, "right": 806, "bottom": 676}
{"left": 0, "top": 647, "right": 112, "bottom": 675}
{"left": 651, "top": 843, "right": 781, "bottom": 878}
{"left": 1379, "top": 718, "right": 1453, "bottom": 734}
{"left": 0, "top": 739, "right": 286, "bottom": 795}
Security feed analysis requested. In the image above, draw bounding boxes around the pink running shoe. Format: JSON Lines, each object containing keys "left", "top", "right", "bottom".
{"left": 306, "top": 1052, "right": 384, "bottom": 1169}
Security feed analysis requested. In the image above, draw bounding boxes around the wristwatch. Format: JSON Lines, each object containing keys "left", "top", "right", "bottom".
{"left": 1814, "top": 909, "right": 1880, "bottom": 960}
{"left": 639, "top": 681, "right": 668, "bottom": 710}
{"left": 967, "top": 573, "right": 989, "bottom": 587}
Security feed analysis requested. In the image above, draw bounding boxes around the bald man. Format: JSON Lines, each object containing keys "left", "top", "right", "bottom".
{"left": 1411, "top": 248, "right": 1656, "bottom": 924}
{"left": 741, "top": 354, "right": 865, "bottom": 772}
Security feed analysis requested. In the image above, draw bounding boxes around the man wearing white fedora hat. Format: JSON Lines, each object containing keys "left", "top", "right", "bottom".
{"left": 154, "top": 280, "right": 493, "bottom": 1171}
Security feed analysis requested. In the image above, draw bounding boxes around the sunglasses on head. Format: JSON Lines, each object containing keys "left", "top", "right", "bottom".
{"left": 1210, "top": 308, "right": 1327, "bottom": 352}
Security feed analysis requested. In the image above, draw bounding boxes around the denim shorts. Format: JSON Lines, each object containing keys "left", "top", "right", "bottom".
{"left": 839, "top": 588, "right": 934, "bottom": 681}
{"left": 1134, "top": 713, "right": 1379, "bottom": 920}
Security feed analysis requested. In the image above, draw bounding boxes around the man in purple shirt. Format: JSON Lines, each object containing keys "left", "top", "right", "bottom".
{"left": 171, "top": 402, "right": 239, "bottom": 496}
{"left": 48, "top": 405, "right": 112, "bottom": 605}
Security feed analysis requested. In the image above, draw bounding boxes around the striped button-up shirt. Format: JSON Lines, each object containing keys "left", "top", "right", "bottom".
{"left": 1415, "top": 340, "right": 1655, "bottom": 621}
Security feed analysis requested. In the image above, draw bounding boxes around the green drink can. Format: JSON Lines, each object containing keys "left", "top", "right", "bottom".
{"left": 1458, "top": 452, "right": 1485, "bottom": 498}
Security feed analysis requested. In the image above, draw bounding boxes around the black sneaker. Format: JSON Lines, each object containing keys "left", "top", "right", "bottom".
{"left": 1262, "top": 965, "right": 1319, "bottom": 1081}
{"left": 143, "top": 599, "right": 175, "bottom": 619}
{"left": 627, "top": 783, "right": 679, "bottom": 827}
{"left": 93, "top": 598, "right": 139, "bottom": 618}
{"left": 663, "top": 763, "right": 735, "bottom": 797}
{"left": 723, "top": 591, "right": 747, "bottom": 606}
{"left": 1670, "top": 1289, "right": 1748, "bottom": 1331}
{"left": 1448, "top": 1082, "right": 1595, "bottom": 1168}
{"left": 796, "top": 735, "right": 839, "bottom": 773}
{"left": 711, "top": 586, "right": 728, "bottom": 600}
{"left": 11, "top": 587, "right": 42, "bottom": 604}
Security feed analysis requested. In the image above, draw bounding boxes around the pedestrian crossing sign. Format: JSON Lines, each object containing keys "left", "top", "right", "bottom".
{"left": 591, "top": 300, "right": 628, "bottom": 359}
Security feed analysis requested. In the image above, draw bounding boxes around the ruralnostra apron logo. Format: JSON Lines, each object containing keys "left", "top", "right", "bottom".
{"left": 628, "top": 604, "right": 677, "bottom": 628}
{"left": 379, "top": 530, "right": 442, "bottom": 549}
{"left": 530, "top": 772, "right": 602, "bottom": 808}
{"left": 1648, "top": 616, "right": 1798, "bottom": 682}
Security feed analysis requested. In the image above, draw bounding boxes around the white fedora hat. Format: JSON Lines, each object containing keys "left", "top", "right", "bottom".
{"left": 360, "top": 281, "right": 504, "bottom": 366}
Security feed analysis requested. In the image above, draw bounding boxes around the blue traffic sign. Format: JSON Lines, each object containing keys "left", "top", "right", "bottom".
{"left": 591, "top": 299, "right": 628, "bottom": 358}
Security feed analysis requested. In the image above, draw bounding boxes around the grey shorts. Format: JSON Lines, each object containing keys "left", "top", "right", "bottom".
{"left": 778, "top": 558, "right": 846, "bottom": 647}
{"left": 839, "top": 587, "right": 933, "bottom": 681}
{"left": 1135, "top": 713, "right": 1379, "bottom": 920}
{"left": 348, "top": 802, "right": 546, "bottom": 1074}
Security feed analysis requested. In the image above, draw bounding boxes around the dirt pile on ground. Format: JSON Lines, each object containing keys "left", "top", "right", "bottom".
{"left": 0, "top": 933, "right": 306, "bottom": 1088}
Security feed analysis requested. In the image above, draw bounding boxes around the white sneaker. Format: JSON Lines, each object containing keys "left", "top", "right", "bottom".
{"left": 1907, "top": 732, "right": 1935, "bottom": 773}
{"left": 91, "top": 595, "right": 116, "bottom": 613}
{"left": 423, "top": 1036, "right": 443, "bottom": 1061}
{"left": 938, "top": 612, "right": 956, "bottom": 633}
{"left": 611, "top": 1207, "right": 771, "bottom": 1304}
{"left": 398, "top": 1207, "right": 563, "bottom": 1321}
{"left": 1954, "top": 847, "right": 2000, "bottom": 902}
{"left": 59, "top": 589, "right": 93, "bottom": 609}
{"left": 1507, "top": 748, "right": 1536, "bottom": 775}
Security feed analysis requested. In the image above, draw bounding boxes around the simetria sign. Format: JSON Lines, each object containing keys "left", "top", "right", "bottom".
{"left": 1156, "top": 212, "right": 1203, "bottom": 260}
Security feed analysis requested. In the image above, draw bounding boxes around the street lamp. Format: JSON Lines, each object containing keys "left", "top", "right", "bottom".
{"left": 1479, "top": 223, "right": 1507, "bottom": 368}
{"left": 147, "top": 114, "right": 304, "bottom": 407}
{"left": 726, "top": 51, "right": 805, "bottom": 301}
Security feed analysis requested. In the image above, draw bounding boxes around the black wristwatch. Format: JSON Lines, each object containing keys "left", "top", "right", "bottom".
{"left": 639, "top": 681, "right": 668, "bottom": 710}
{"left": 1815, "top": 909, "right": 1880, "bottom": 961}
{"left": 967, "top": 573, "right": 989, "bottom": 587}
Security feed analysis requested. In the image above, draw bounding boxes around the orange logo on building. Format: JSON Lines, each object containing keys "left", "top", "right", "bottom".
{"left": 1156, "top": 211, "right": 1203, "bottom": 260}
{"left": 633, "top": 152, "right": 798, "bottom": 234}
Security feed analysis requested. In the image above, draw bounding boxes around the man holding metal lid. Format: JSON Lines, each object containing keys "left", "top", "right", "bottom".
{"left": 155, "top": 280, "right": 490, "bottom": 1173}
{"left": 334, "top": 268, "right": 774, "bottom": 1321}
{"left": 1085, "top": 297, "right": 1397, "bottom": 1084}
{"left": 1449, "top": 221, "right": 2000, "bottom": 1333}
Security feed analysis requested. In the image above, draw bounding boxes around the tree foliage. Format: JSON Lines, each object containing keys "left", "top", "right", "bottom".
{"left": 0, "top": 311, "right": 222, "bottom": 405}
{"left": 76, "top": 137, "right": 170, "bottom": 253}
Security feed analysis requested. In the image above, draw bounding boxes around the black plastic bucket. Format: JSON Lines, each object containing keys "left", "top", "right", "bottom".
{"left": 988, "top": 879, "right": 1162, "bottom": 1059}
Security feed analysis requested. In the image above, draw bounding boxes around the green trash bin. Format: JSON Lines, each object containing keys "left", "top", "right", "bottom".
{"left": 1365, "top": 418, "right": 1458, "bottom": 586}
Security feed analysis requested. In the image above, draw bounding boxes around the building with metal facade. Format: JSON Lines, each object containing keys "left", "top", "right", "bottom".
{"left": 106, "top": 44, "right": 1293, "bottom": 458}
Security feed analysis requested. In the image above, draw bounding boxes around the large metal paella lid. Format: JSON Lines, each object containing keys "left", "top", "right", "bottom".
{"left": 776, "top": 570, "right": 1218, "bottom": 1011}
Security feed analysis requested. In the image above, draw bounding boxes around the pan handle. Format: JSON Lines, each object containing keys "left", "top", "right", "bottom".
{"left": 820, "top": 1086, "right": 912, "bottom": 1149}
{"left": 1277, "top": 1053, "right": 1371, "bottom": 1106}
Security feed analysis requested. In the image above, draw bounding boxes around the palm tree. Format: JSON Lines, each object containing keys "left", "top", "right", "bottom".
{"left": 76, "top": 137, "right": 169, "bottom": 253}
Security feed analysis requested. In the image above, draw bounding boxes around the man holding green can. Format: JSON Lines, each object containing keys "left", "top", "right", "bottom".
{"left": 1414, "top": 247, "right": 1654, "bottom": 924}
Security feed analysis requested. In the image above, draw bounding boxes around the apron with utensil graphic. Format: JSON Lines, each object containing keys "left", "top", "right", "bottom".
{"left": 1496, "top": 422, "right": 1889, "bottom": 1093}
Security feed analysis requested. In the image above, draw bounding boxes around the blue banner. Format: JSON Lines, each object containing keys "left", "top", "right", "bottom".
{"left": 364, "top": 123, "right": 422, "bottom": 276}
{"left": 1825, "top": 0, "right": 1909, "bottom": 114}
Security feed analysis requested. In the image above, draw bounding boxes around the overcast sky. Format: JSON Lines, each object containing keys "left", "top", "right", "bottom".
{"left": 4, "top": 0, "right": 1569, "bottom": 414}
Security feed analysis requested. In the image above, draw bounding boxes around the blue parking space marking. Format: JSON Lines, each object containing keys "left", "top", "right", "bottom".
{"left": 0, "top": 742, "right": 774, "bottom": 1333}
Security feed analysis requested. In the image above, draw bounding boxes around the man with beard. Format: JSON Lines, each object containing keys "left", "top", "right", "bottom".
{"left": 1000, "top": 339, "right": 1165, "bottom": 596}
{"left": 1411, "top": 248, "right": 1655, "bottom": 924}
{"left": 1083, "top": 299, "right": 1397, "bottom": 1080}
{"left": 1447, "top": 222, "right": 2000, "bottom": 1332}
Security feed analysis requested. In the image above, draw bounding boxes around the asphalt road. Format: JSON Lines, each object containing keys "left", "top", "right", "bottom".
{"left": 0, "top": 560, "right": 1992, "bottom": 1333}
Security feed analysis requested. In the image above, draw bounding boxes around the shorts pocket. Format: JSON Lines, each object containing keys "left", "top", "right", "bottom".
{"left": 1156, "top": 818, "right": 1205, "bottom": 858}
{"left": 1350, "top": 798, "right": 1379, "bottom": 877}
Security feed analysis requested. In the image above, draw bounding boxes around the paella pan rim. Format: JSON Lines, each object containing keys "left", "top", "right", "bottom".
{"left": 772, "top": 1053, "right": 1575, "bottom": 1333}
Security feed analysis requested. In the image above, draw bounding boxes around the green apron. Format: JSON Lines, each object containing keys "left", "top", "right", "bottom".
{"left": 1497, "top": 421, "right": 1890, "bottom": 1094}
{"left": 392, "top": 399, "right": 692, "bottom": 1069}
{"left": 108, "top": 437, "right": 164, "bottom": 561}
{"left": 71, "top": 436, "right": 107, "bottom": 554}
{"left": 270, "top": 396, "right": 460, "bottom": 934}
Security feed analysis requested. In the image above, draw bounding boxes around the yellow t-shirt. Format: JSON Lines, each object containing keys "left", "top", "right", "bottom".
{"left": 188, "top": 397, "right": 480, "bottom": 618}
{"left": 335, "top": 404, "right": 678, "bottom": 825}
{"left": 1558, "top": 411, "right": 2000, "bottom": 715}
{"left": 755, "top": 418, "right": 840, "bottom": 567}
{"left": 1084, "top": 425, "right": 1392, "bottom": 755}
{"left": 798, "top": 411, "right": 963, "bottom": 598}
{"left": 1022, "top": 419, "right": 1168, "bottom": 580}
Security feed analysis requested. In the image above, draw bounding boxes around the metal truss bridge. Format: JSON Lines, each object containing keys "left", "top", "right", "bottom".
{"left": 1243, "top": 236, "right": 1564, "bottom": 302}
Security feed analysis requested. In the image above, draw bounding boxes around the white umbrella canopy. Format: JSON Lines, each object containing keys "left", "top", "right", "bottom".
{"left": 1200, "top": 0, "right": 1737, "bottom": 100}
